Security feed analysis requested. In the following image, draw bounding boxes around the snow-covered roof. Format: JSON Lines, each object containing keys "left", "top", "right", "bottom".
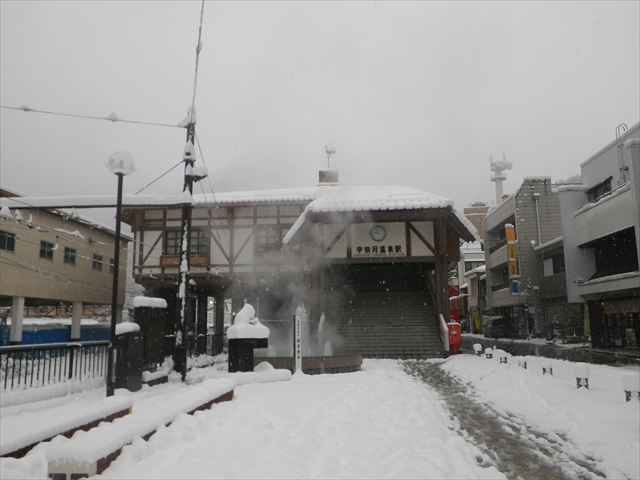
{"left": 278, "top": 185, "right": 477, "bottom": 243}
{"left": 192, "top": 184, "right": 478, "bottom": 244}
{"left": 193, "top": 186, "right": 330, "bottom": 205}
{"left": 301, "top": 185, "right": 454, "bottom": 213}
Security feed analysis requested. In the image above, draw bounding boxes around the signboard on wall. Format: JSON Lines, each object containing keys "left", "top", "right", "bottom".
{"left": 351, "top": 223, "right": 406, "bottom": 258}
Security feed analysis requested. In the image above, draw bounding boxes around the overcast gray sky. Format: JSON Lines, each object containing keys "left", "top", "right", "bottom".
{"left": 1, "top": 1, "right": 639, "bottom": 228}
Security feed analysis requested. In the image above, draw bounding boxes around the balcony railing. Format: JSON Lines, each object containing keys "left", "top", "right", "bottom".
{"left": 488, "top": 239, "right": 507, "bottom": 254}
{"left": 1, "top": 341, "right": 109, "bottom": 392}
{"left": 491, "top": 282, "right": 510, "bottom": 292}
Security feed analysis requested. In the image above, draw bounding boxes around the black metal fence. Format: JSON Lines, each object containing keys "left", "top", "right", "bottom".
{"left": 0, "top": 341, "right": 109, "bottom": 391}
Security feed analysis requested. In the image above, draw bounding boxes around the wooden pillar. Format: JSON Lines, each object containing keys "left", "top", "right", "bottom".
{"left": 308, "top": 225, "right": 325, "bottom": 346}
{"left": 196, "top": 293, "right": 207, "bottom": 355}
{"left": 434, "top": 219, "right": 449, "bottom": 321}
{"left": 230, "top": 282, "right": 244, "bottom": 321}
{"left": 214, "top": 294, "right": 225, "bottom": 354}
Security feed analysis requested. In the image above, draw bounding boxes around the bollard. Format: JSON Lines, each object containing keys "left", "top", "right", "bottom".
{"left": 495, "top": 349, "right": 507, "bottom": 364}
{"left": 485, "top": 347, "right": 493, "bottom": 359}
{"left": 574, "top": 363, "right": 590, "bottom": 389}
{"left": 473, "top": 343, "right": 483, "bottom": 356}
{"left": 518, "top": 359, "right": 527, "bottom": 369}
{"left": 542, "top": 361, "right": 553, "bottom": 375}
{"left": 622, "top": 372, "right": 640, "bottom": 402}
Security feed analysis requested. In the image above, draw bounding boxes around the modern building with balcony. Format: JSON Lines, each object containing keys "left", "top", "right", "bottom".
{"left": 484, "top": 177, "right": 564, "bottom": 337}
{"left": 557, "top": 123, "right": 639, "bottom": 349}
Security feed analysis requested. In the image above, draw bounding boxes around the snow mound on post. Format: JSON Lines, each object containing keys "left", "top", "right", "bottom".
{"left": 133, "top": 296, "right": 168, "bottom": 308}
{"left": 227, "top": 304, "right": 270, "bottom": 339}
{"left": 115, "top": 323, "right": 140, "bottom": 335}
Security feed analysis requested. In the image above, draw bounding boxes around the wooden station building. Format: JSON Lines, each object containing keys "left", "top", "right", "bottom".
{"left": 122, "top": 172, "right": 477, "bottom": 359}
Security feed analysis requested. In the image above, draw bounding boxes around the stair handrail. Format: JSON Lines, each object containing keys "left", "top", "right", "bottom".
{"left": 439, "top": 314, "right": 450, "bottom": 353}
{"left": 425, "top": 273, "right": 448, "bottom": 355}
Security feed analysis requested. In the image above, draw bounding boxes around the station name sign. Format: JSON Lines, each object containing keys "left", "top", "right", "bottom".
{"left": 352, "top": 223, "right": 406, "bottom": 258}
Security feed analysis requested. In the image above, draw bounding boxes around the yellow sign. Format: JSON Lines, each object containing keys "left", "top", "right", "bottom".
{"left": 505, "top": 225, "right": 516, "bottom": 242}
{"left": 508, "top": 261, "right": 519, "bottom": 276}
{"left": 507, "top": 244, "right": 517, "bottom": 260}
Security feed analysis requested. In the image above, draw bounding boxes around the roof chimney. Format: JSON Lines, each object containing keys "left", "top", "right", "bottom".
{"left": 319, "top": 170, "right": 339, "bottom": 185}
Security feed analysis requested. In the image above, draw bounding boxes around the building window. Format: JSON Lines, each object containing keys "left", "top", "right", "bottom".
{"left": 0, "top": 230, "right": 15, "bottom": 252}
{"left": 109, "top": 257, "right": 115, "bottom": 274}
{"left": 256, "top": 226, "right": 278, "bottom": 253}
{"left": 93, "top": 254, "right": 103, "bottom": 271}
{"left": 165, "top": 230, "right": 207, "bottom": 256}
{"left": 64, "top": 247, "right": 76, "bottom": 266}
{"left": 40, "top": 241, "right": 54, "bottom": 260}
{"left": 465, "top": 261, "right": 484, "bottom": 273}
{"left": 189, "top": 230, "right": 207, "bottom": 255}
{"left": 552, "top": 254, "right": 565, "bottom": 274}
{"left": 165, "top": 230, "right": 181, "bottom": 256}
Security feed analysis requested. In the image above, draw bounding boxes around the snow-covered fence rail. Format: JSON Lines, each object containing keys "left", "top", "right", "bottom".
{"left": 0, "top": 341, "right": 109, "bottom": 392}
{"left": 47, "top": 378, "right": 235, "bottom": 478}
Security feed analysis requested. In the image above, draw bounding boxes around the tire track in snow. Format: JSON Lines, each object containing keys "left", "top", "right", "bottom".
{"left": 404, "top": 360, "right": 607, "bottom": 480}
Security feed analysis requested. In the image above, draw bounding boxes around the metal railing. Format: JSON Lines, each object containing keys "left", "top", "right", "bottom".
{"left": 1, "top": 341, "right": 109, "bottom": 391}
{"left": 491, "top": 282, "right": 510, "bottom": 292}
{"left": 488, "top": 239, "right": 507, "bottom": 254}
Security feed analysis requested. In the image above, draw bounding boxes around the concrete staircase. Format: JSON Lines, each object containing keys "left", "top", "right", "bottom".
{"left": 334, "top": 291, "right": 445, "bottom": 359}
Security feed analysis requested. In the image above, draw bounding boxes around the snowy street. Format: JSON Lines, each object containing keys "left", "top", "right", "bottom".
{"left": 1, "top": 354, "right": 639, "bottom": 479}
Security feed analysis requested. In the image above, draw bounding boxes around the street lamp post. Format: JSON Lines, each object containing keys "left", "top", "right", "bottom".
{"left": 105, "top": 151, "right": 135, "bottom": 397}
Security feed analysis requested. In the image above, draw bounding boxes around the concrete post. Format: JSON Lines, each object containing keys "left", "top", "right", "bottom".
{"left": 71, "top": 302, "right": 83, "bottom": 341}
{"left": 10, "top": 296, "right": 25, "bottom": 345}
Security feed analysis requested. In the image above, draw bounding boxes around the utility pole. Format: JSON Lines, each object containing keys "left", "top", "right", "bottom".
{"left": 174, "top": 108, "right": 197, "bottom": 381}
{"left": 174, "top": 0, "right": 207, "bottom": 381}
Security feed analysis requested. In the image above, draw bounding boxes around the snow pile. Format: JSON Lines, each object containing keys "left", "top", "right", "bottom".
{"left": 3, "top": 357, "right": 637, "bottom": 479}
{"left": 115, "top": 322, "right": 140, "bottom": 335}
{"left": 132, "top": 297, "right": 167, "bottom": 309}
{"left": 1, "top": 378, "right": 105, "bottom": 407}
{"left": 46, "top": 378, "right": 235, "bottom": 466}
{"left": 97, "top": 359, "right": 502, "bottom": 479}
{"left": 1, "top": 395, "right": 133, "bottom": 456}
{"left": 226, "top": 304, "right": 270, "bottom": 339}
{"left": 189, "top": 366, "right": 292, "bottom": 386}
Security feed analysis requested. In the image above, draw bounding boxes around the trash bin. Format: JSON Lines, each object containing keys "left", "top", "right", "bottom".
{"left": 228, "top": 338, "right": 268, "bottom": 372}
{"left": 447, "top": 322, "right": 461, "bottom": 355}
{"left": 113, "top": 331, "right": 143, "bottom": 392}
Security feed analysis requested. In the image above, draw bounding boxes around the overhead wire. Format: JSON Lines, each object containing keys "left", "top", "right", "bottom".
{"left": 134, "top": 160, "right": 184, "bottom": 195}
{"left": 0, "top": 105, "right": 184, "bottom": 129}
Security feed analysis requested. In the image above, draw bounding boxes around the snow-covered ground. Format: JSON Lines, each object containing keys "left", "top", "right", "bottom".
{"left": 1, "top": 354, "right": 638, "bottom": 479}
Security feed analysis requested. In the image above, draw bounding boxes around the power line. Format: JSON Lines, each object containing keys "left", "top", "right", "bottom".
{"left": 1, "top": 105, "right": 185, "bottom": 129}
{"left": 134, "top": 160, "right": 184, "bottom": 195}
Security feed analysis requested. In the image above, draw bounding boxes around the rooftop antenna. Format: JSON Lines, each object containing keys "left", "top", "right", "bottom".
{"left": 325, "top": 146, "right": 336, "bottom": 169}
{"left": 490, "top": 153, "right": 512, "bottom": 204}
